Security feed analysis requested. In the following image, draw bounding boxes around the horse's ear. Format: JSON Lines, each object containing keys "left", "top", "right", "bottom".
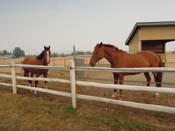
{"left": 99, "top": 42, "right": 103, "bottom": 47}
{"left": 44, "top": 46, "right": 46, "bottom": 50}
{"left": 48, "top": 46, "right": 50, "bottom": 49}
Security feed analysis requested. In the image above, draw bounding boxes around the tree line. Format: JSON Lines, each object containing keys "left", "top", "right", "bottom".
{"left": 51, "top": 51, "right": 92, "bottom": 57}
{"left": 0, "top": 47, "right": 25, "bottom": 58}
{"left": 1, "top": 47, "right": 92, "bottom": 58}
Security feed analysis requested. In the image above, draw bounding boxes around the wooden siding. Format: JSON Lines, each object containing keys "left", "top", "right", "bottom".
{"left": 129, "top": 30, "right": 140, "bottom": 53}
{"left": 166, "top": 53, "right": 175, "bottom": 67}
{"left": 139, "top": 26, "right": 175, "bottom": 40}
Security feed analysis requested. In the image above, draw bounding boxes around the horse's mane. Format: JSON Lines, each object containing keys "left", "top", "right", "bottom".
{"left": 101, "top": 44, "right": 126, "bottom": 53}
{"left": 36, "top": 51, "right": 44, "bottom": 60}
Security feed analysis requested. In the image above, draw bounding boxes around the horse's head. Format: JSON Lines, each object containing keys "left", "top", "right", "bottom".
{"left": 89, "top": 42, "right": 104, "bottom": 67}
{"left": 43, "top": 46, "right": 51, "bottom": 65}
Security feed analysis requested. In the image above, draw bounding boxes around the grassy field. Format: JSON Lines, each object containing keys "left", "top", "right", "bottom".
{"left": 0, "top": 87, "right": 175, "bottom": 131}
{"left": 0, "top": 57, "right": 175, "bottom": 130}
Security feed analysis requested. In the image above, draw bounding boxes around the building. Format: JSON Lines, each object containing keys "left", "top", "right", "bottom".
{"left": 125, "top": 21, "right": 175, "bottom": 66}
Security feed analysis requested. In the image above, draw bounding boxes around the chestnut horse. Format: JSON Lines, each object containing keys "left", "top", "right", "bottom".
{"left": 22, "top": 46, "right": 51, "bottom": 92}
{"left": 89, "top": 42, "right": 163, "bottom": 98}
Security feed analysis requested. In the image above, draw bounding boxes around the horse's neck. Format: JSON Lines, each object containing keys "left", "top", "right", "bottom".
{"left": 41, "top": 59, "right": 48, "bottom": 65}
{"left": 36, "top": 55, "right": 48, "bottom": 65}
{"left": 103, "top": 47, "right": 124, "bottom": 67}
{"left": 35, "top": 57, "right": 47, "bottom": 65}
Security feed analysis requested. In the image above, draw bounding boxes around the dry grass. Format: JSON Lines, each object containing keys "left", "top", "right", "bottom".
{"left": 0, "top": 88, "right": 175, "bottom": 131}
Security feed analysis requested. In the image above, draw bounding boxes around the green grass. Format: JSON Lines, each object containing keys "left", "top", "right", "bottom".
{"left": 0, "top": 88, "right": 174, "bottom": 131}
{"left": 64, "top": 106, "right": 77, "bottom": 113}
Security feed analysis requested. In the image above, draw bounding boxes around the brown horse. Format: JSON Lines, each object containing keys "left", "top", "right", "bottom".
{"left": 89, "top": 42, "right": 163, "bottom": 98}
{"left": 22, "top": 46, "right": 51, "bottom": 92}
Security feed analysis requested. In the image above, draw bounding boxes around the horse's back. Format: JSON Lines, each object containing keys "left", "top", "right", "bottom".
{"left": 139, "top": 51, "right": 161, "bottom": 67}
{"left": 22, "top": 57, "right": 41, "bottom": 65}
{"left": 118, "top": 51, "right": 161, "bottom": 68}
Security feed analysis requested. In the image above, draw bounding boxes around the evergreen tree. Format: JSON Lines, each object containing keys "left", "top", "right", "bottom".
{"left": 13, "top": 47, "right": 25, "bottom": 58}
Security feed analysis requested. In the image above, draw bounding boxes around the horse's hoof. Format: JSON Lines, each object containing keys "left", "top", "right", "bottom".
{"left": 154, "top": 92, "right": 159, "bottom": 97}
{"left": 111, "top": 93, "right": 119, "bottom": 99}
{"left": 111, "top": 94, "right": 116, "bottom": 98}
{"left": 111, "top": 93, "right": 123, "bottom": 100}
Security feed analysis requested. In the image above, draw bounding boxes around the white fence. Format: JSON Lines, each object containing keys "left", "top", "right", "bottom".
{"left": 0, "top": 60, "right": 175, "bottom": 114}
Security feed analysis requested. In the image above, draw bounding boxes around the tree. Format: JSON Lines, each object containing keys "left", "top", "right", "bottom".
{"left": 2, "top": 50, "right": 11, "bottom": 55}
{"left": 13, "top": 47, "right": 25, "bottom": 58}
{"left": 71, "top": 51, "right": 92, "bottom": 56}
{"left": 51, "top": 52, "right": 59, "bottom": 57}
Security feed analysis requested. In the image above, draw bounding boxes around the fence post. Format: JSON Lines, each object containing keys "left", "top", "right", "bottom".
{"left": 11, "top": 59, "right": 17, "bottom": 94}
{"left": 70, "top": 60, "right": 76, "bottom": 108}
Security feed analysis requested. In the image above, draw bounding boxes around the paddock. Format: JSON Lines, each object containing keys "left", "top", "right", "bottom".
{"left": 0, "top": 58, "right": 175, "bottom": 114}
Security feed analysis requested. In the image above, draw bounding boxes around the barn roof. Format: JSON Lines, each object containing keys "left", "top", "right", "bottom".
{"left": 125, "top": 21, "right": 175, "bottom": 45}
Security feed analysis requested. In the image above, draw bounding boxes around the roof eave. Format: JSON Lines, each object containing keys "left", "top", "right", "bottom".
{"left": 125, "top": 21, "right": 175, "bottom": 46}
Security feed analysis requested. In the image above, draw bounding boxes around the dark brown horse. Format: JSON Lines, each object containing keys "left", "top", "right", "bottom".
{"left": 89, "top": 42, "right": 163, "bottom": 98}
{"left": 22, "top": 46, "right": 51, "bottom": 92}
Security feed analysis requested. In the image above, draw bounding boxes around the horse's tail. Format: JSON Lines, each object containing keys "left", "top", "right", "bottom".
{"left": 156, "top": 55, "right": 163, "bottom": 87}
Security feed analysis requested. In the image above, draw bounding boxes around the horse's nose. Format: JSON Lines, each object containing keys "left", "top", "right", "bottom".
{"left": 89, "top": 62, "right": 95, "bottom": 67}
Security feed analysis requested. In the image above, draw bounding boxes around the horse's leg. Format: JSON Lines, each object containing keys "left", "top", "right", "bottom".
{"left": 24, "top": 70, "right": 28, "bottom": 78}
{"left": 155, "top": 72, "right": 162, "bottom": 87}
{"left": 35, "top": 76, "right": 38, "bottom": 87}
{"left": 34, "top": 75, "right": 39, "bottom": 94}
{"left": 29, "top": 73, "right": 34, "bottom": 92}
{"left": 113, "top": 73, "right": 119, "bottom": 92}
{"left": 29, "top": 73, "right": 33, "bottom": 87}
{"left": 24, "top": 71, "right": 32, "bottom": 87}
{"left": 112, "top": 73, "right": 119, "bottom": 98}
{"left": 112, "top": 74, "right": 124, "bottom": 99}
{"left": 118, "top": 74, "right": 124, "bottom": 98}
{"left": 144, "top": 72, "right": 151, "bottom": 86}
{"left": 43, "top": 73, "right": 48, "bottom": 89}
{"left": 152, "top": 72, "right": 160, "bottom": 97}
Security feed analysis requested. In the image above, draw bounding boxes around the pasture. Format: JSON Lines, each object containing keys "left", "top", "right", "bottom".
{"left": 0, "top": 57, "right": 175, "bottom": 130}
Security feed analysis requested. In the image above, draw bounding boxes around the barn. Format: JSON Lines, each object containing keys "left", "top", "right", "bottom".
{"left": 125, "top": 21, "right": 175, "bottom": 66}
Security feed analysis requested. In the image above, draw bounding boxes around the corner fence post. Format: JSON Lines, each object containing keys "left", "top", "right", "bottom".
{"left": 11, "top": 59, "right": 17, "bottom": 94}
{"left": 70, "top": 60, "right": 76, "bottom": 108}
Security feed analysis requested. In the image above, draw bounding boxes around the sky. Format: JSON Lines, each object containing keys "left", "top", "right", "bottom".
{"left": 0, "top": 0, "right": 175, "bottom": 55}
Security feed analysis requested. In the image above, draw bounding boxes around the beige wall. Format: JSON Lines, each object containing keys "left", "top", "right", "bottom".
{"left": 166, "top": 53, "right": 175, "bottom": 67}
{"left": 129, "top": 30, "right": 140, "bottom": 53}
{"left": 139, "top": 26, "right": 175, "bottom": 40}
{"left": 128, "top": 26, "right": 175, "bottom": 53}
{"left": 127, "top": 26, "right": 175, "bottom": 66}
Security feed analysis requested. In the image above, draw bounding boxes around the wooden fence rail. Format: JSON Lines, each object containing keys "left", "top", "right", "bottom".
{"left": 0, "top": 60, "right": 175, "bottom": 114}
